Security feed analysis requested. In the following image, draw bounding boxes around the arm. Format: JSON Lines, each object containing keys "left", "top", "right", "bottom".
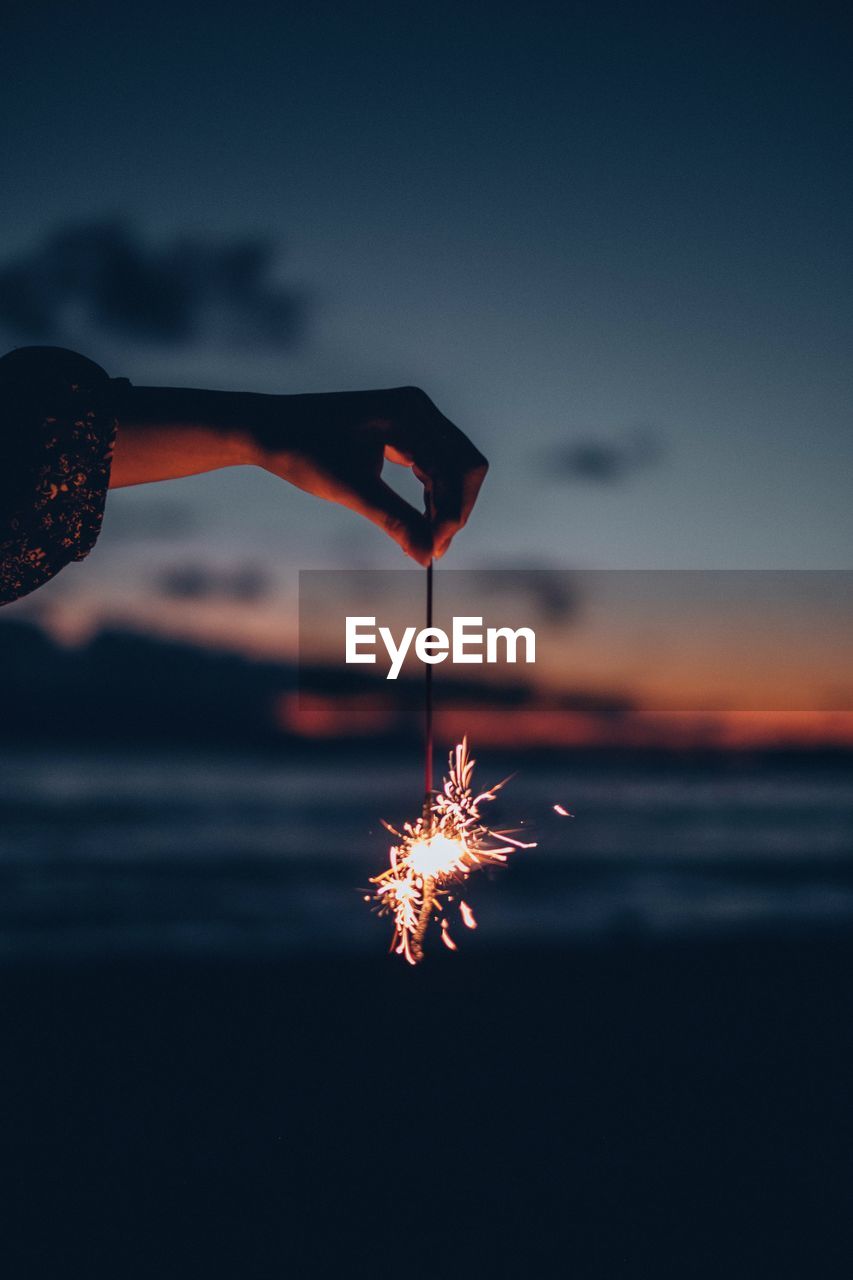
{"left": 112, "top": 384, "right": 488, "bottom": 565}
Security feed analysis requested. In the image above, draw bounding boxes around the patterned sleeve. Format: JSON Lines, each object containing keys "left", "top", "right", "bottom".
{"left": 0, "top": 347, "right": 127, "bottom": 605}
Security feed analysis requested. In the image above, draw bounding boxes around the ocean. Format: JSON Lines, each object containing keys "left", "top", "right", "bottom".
{"left": 4, "top": 747, "right": 853, "bottom": 1277}
{"left": 2, "top": 747, "right": 851, "bottom": 960}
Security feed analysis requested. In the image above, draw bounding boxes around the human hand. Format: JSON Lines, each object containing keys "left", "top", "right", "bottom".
{"left": 261, "top": 386, "right": 488, "bottom": 565}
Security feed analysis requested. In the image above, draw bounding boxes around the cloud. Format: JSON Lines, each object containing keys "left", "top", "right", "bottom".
{"left": 478, "top": 569, "right": 580, "bottom": 623}
{"left": 0, "top": 221, "right": 306, "bottom": 349}
{"left": 155, "top": 563, "right": 273, "bottom": 603}
{"left": 548, "top": 429, "right": 666, "bottom": 484}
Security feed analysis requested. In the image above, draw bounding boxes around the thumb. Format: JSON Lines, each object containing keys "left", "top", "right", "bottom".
{"left": 347, "top": 477, "right": 434, "bottom": 566}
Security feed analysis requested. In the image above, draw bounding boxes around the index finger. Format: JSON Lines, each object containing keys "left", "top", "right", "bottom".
{"left": 383, "top": 394, "right": 488, "bottom": 557}
{"left": 429, "top": 455, "right": 488, "bottom": 558}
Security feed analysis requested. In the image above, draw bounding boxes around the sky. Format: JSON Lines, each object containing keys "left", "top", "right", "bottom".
{"left": 1, "top": 0, "right": 851, "bottom": 655}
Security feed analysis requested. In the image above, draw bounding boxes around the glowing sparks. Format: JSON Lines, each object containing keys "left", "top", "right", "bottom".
{"left": 459, "top": 900, "right": 477, "bottom": 929}
{"left": 369, "top": 738, "right": 535, "bottom": 964}
{"left": 407, "top": 834, "right": 468, "bottom": 880}
{"left": 553, "top": 804, "right": 573, "bottom": 817}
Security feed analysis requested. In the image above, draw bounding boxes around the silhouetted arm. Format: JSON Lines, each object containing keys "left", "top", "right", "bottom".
{"left": 1, "top": 346, "right": 488, "bottom": 604}
{"left": 112, "top": 384, "right": 488, "bottom": 565}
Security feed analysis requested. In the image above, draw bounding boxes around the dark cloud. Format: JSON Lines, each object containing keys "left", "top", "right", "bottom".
{"left": 548, "top": 430, "right": 666, "bottom": 484}
{"left": 476, "top": 569, "right": 581, "bottom": 624}
{"left": 155, "top": 563, "right": 273, "bottom": 603}
{"left": 0, "top": 221, "right": 306, "bottom": 349}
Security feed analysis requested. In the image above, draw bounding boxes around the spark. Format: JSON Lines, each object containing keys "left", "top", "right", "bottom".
{"left": 407, "top": 834, "right": 468, "bottom": 881}
{"left": 459, "top": 900, "right": 477, "bottom": 929}
{"left": 553, "top": 804, "right": 573, "bottom": 817}
{"left": 440, "top": 920, "right": 457, "bottom": 951}
{"left": 369, "top": 738, "right": 535, "bottom": 964}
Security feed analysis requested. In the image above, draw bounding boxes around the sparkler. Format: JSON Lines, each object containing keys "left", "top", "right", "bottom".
{"left": 366, "top": 506, "right": 536, "bottom": 962}
{"left": 370, "top": 738, "right": 536, "bottom": 963}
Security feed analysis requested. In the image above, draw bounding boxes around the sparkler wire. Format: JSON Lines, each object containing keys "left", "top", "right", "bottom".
{"left": 424, "top": 501, "right": 434, "bottom": 813}
{"left": 368, "top": 495, "right": 537, "bottom": 963}
{"left": 414, "top": 500, "right": 436, "bottom": 961}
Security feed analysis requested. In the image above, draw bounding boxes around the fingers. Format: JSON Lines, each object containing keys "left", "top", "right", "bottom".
{"left": 430, "top": 461, "right": 488, "bottom": 558}
{"left": 384, "top": 393, "right": 488, "bottom": 559}
{"left": 344, "top": 476, "right": 435, "bottom": 566}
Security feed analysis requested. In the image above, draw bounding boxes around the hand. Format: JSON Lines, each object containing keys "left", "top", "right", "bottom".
{"left": 112, "top": 380, "right": 488, "bottom": 565}
{"left": 261, "top": 386, "right": 488, "bottom": 565}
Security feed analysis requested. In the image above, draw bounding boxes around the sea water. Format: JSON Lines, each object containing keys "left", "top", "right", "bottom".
{"left": 0, "top": 747, "right": 851, "bottom": 959}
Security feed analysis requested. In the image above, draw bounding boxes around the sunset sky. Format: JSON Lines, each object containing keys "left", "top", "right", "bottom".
{"left": 298, "top": 570, "right": 853, "bottom": 710}
{"left": 2, "top": 1, "right": 851, "bottom": 670}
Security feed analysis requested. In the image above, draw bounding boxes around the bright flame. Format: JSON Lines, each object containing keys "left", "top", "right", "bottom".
{"left": 407, "top": 834, "right": 468, "bottom": 880}
{"left": 368, "top": 738, "right": 535, "bottom": 964}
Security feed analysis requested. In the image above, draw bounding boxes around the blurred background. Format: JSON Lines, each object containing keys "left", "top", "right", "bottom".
{"left": 1, "top": 4, "right": 852, "bottom": 1276}
{"left": 1, "top": 0, "right": 851, "bottom": 960}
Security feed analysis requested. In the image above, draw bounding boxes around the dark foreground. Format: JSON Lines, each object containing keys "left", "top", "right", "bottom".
{"left": 3, "top": 936, "right": 852, "bottom": 1278}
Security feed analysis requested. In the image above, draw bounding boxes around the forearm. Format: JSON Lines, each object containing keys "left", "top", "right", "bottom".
{"left": 2, "top": 346, "right": 485, "bottom": 578}
{"left": 110, "top": 384, "right": 396, "bottom": 488}
{"left": 103, "top": 377, "right": 486, "bottom": 565}
{"left": 110, "top": 386, "right": 276, "bottom": 487}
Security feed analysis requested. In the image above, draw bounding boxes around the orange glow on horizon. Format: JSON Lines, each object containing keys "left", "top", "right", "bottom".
{"left": 276, "top": 692, "right": 853, "bottom": 751}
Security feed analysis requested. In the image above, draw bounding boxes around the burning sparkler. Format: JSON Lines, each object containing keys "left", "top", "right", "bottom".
{"left": 369, "top": 738, "right": 536, "bottom": 964}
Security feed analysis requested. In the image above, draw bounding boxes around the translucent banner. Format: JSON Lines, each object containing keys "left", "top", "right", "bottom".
{"left": 296, "top": 570, "right": 853, "bottom": 749}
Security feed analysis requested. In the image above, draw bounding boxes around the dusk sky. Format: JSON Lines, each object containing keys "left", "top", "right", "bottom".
{"left": 2, "top": 1, "right": 851, "bottom": 654}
